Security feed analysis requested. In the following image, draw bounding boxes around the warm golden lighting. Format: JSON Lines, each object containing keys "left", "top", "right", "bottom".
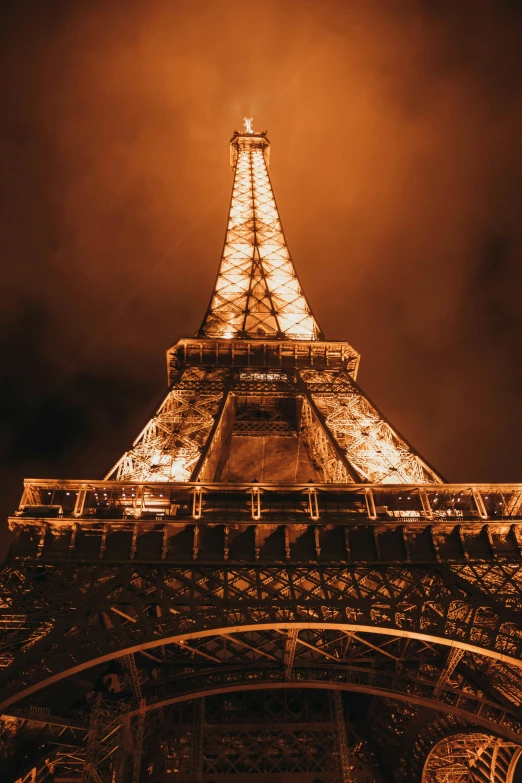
{"left": 107, "top": 130, "right": 442, "bottom": 486}
{"left": 300, "top": 369, "right": 441, "bottom": 484}
{"left": 107, "top": 368, "right": 227, "bottom": 482}
{"left": 201, "top": 134, "right": 321, "bottom": 340}
{"left": 243, "top": 116, "right": 254, "bottom": 134}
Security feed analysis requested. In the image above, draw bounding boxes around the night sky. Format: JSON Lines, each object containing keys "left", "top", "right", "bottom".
{"left": 1, "top": 1, "right": 522, "bottom": 557}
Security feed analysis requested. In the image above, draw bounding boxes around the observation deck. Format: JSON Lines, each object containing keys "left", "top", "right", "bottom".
{"left": 9, "top": 480, "right": 522, "bottom": 564}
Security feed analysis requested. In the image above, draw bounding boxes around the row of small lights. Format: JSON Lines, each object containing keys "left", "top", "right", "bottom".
{"left": 47, "top": 489, "right": 165, "bottom": 498}
{"left": 45, "top": 489, "right": 503, "bottom": 506}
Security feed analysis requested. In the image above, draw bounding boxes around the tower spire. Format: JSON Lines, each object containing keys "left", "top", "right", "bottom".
{"left": 199, "top": 125, "right": 323, "bottom": 340}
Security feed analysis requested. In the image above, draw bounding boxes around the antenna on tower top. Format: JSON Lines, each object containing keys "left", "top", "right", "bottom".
{"left": 243, "top": 117, "right": 254, "bottom": 134}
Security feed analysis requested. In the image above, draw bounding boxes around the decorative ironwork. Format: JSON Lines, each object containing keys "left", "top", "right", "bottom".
{"left": 199, "top": 130, "right": 321, "bottom": 340}
{"left": 107, "top": 368, "right": 229, "bottom": 483}
{"left": 300, "top": 370, "right": 442, "bottom": 484}
{"left": 2, "top": 126, "right": 521, "bottom": 783}
{"left": 423, "top": 732, "right": 522, "bottom": 783}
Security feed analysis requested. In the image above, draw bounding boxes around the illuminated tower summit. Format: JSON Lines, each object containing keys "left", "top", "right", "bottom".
{"left": 107, "top": 120, "right": 441, "bottom": 488}
{"left": 1, "top": 121, "right": 522, "bottom": 783}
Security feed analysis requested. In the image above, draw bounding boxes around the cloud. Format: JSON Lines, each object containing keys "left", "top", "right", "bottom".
{"left": 1, "top": 0, "right": 522, "bottom": 549}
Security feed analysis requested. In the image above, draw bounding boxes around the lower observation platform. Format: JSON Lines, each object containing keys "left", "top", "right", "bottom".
{"left": 9, "top": 480, "right": 522, "bottom": 563}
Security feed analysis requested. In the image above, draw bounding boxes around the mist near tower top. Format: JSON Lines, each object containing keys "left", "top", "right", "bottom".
{"left": 1, "top": 0, "right": 522, "bottom": 549}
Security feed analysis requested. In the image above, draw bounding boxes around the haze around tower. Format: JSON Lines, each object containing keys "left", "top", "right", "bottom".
{"left": 1, "top": 0, "right": 522, "bottom": 556}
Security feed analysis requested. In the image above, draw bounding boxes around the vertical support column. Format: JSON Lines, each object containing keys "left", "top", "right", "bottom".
{"left": 82, "top": 695, "right": 104, "bottom": 783}
{"left": 133, "top": 486, "right": 144, "bottom": 518}
{"left": 307, "top": 487, "right": 320, "bottom": 520}
{"left": 250, "top": 486, "right": 262, "bottom": 520}
{"left": 364, "top": 488, "right": 377, "bottom": 521}
{"left": 36, "top": 522, "right": 48, "bottom": 558}
{"left": 284, "top": 628, "right": 298, "bottom": 681}
{"left": 83, "top": 695, "right": 128, "bottom": 783}
{"left": 73, "top": 484, "right": 88, "bottom": 518}
{"left": 120, "top": 653, "right": 142, "bottom": 703}
{"left": 433, "top": 648, "right": 465, "bottom": 697}
{"left": 132, "top": 699, "right": 147, "bottom": 783}
{"left": 190, "top": 697, "right": 205, "bottom": 783}
{"left": 330, "top": 691, "right": 352, "bottom": 783}
{"left": 192, "top": 487, "right": 203, "bottom": 520}
{"left": 472, "top": 488, "right": 488, "bottom": 520}
{"left": 115, "top": 710, "right": 132, "bottom": 783}
{"left": 419, "top": 489, "right": 433, "bottom": 519}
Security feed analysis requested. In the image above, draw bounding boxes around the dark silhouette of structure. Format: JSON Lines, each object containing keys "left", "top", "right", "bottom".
{"left": 2, "top": 122, "right": 522, "bottom": 783}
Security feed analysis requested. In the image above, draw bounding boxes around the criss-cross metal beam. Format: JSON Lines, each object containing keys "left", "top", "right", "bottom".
{"left": 3, "top": 125, "right": 522, "bottom": 783}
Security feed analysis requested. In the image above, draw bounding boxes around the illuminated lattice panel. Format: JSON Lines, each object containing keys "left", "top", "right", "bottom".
{"left": 300, "top": 370, "right": 441, "bottom": 484}
{"left": 423, "top": 733, "right": 522, "bottom": 783}
{"left": 201, "top": 140, "right": 321, "bottom": 340}
{"left": 107, "top": 368, "right": 227, "bottom": 482}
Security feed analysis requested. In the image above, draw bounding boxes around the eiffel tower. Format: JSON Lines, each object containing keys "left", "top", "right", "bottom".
{"left": 1, "top": 121, "right": 522, "bottom": 783}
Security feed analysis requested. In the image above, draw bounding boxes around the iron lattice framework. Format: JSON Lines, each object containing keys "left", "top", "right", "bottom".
{"left": 423, "top": 732, "right": 522, "bottom": 783}
{"left": 1, "top": 122, "right": 521, "bottom": 783}
{"left": 199, "top": 131, "right": 321, "bottom": 341}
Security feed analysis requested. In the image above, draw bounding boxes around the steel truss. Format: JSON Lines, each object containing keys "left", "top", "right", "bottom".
{"left": 150, "top": 689, "right": 378, "bottom": 782}
{"left": 3, "top": 526, "right": 522, "bottom": 782}
{"left": 3, "top": 127, "right": 522, "bottom": 783}
{"left": 107, "top": 368, "right": 229, "bottom": 483}
{"left": 2, "top": 560, "right": 522, "bottom": 713}
{"left": 366, "top": 707, "right": 522, "bottom": 783}
{"left": 199, "top": 132, "right": 321, "bottom": 340}
{"left": 423, "top": 732, "right": 522, "bottom": 783}
{"left": 299, "top": 370, "right": 441, "bottom": 484}
{"left": 103, "top": 362, "right": 444, "bottom": 487}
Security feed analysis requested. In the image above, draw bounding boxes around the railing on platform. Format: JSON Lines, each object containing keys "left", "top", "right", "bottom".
{"left": 11, "top": 480, "right": 522, "bottom": 526}
{"left": 8, "top": 481, "right": 522, "bottom": 563}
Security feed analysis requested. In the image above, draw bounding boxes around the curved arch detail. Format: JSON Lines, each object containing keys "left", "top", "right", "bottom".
{"left": 422, "top": 731, "right": 522, "bottom": 783}
{"left": 119, "top": 666, "right": 522, "bottom": 744}
{"left": 2, "top": 620, "right": 522, "bottom": 712}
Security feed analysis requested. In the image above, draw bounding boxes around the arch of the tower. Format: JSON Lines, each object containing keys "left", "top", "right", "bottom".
{"left": 3, "top": 612, "right": 522, "bottom": 709}
{"left": 4, "top": 621, "right": 522, "bottom": 741}
{"left": 6, "top": 692, "right": 521, "bottom": 783}
{"left": 5, "top": 686, "right": 522, "bottom": 783}
{"left": 111, "top": 658, "right": 522, "bottom": 744}
{"left": 421, "top": 731, "right": 522, "bottom": 783}
{"left": 128, "top": 690, "right": 522, "bottom": 783}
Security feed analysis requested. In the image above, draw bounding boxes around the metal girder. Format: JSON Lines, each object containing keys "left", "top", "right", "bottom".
{"left": 166, "top": 338, "right": 361, "bottom": 383}
{"left": 433, "top": 647, "right": 465, "bottom": 697}
{"left": 0, "top": 710, "right": 87, "bottom": 748}
{"left": 2, "top": 562, "right": 522, "bottom": 712}
{"left": 283, "top": 628, "right": 298, "bottom": 680}
{"left": 120, "top": 662, "right": 522, "bottom": 741}
{"left": 299, "top": 396, "right": 354, "bottom": 483}
{"left": 131, "top": 700, "right": 146, "bottom": 783}
{"left": 189, "top": 697, "right": 204, "bottom": 783}
{"left": 120, "top": 653, "right": 142, "bottom": 703}
{"left": 299, "top": 369, "right": 443, "bottom": 484}
{"left": 6, "top": 632, "right": 522, "bottom": 780}
{"left": 4, "top": 126, "right": 522, "bottom": 783}
{"left": 13, "top": 479, "right": 520, "bottom": 537}
{"left": 156, "top": 689, "right": 355, "bottom": 780}
{"left": 107, "top": 368, "right": 230, "bottom": 483}
{"left": 330, "top": 691, "right": 354, "bottom": 783}
{"left": 423, "top": 732, "right": 522, "bottom": 783}
{"left": 198, "top": 130, "right": 321, "bottom": 341}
